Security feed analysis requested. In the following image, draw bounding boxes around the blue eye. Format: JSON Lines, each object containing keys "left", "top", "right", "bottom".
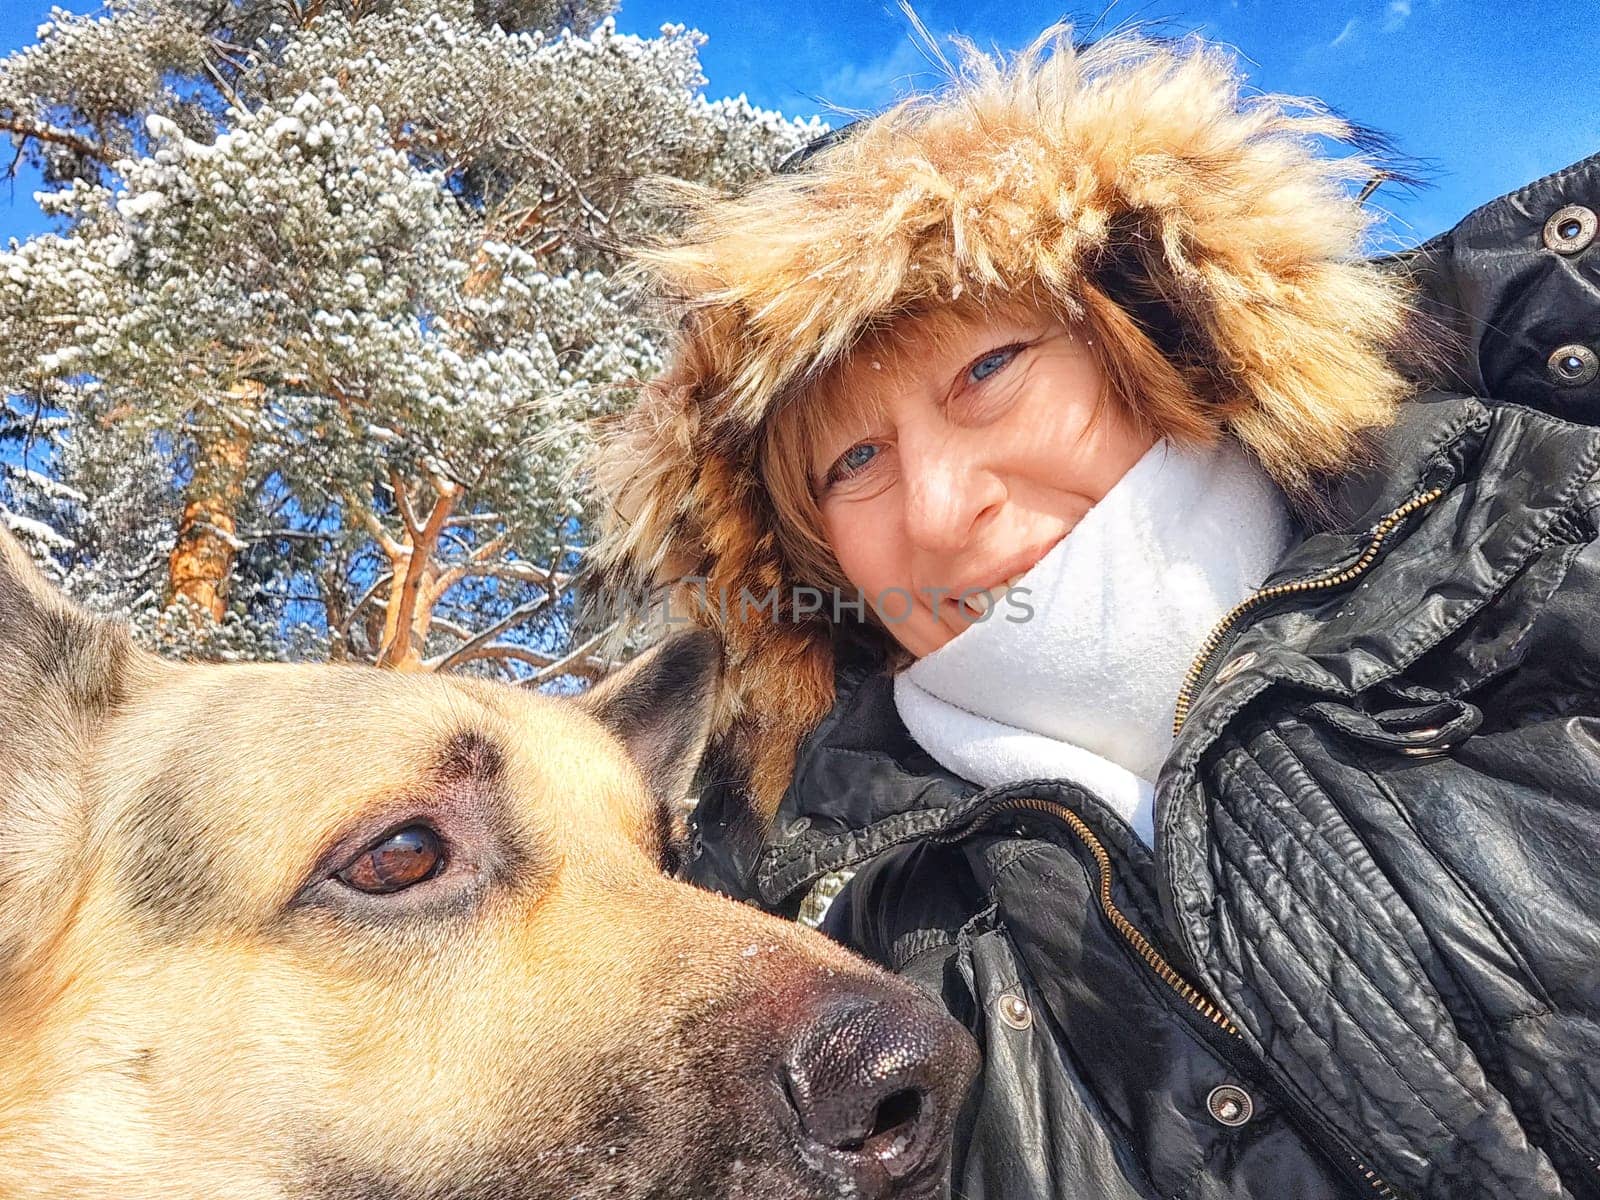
{"left": 970, "top": 347, "right": 1018, "bottom": 383}
{"left": 839, "top": 442, "right": 879, "bottom": 473}
{"left": 823, "top": 441, "right": 880, "bottom": 489}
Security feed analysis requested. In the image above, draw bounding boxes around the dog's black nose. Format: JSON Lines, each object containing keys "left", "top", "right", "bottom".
{"left": 782, "top": 989, "right": 978, "bottom": 1196}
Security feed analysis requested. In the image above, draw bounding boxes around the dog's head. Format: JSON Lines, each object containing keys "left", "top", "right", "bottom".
{"left": 0, "top": 530, "right": 976, "bottom": 1200}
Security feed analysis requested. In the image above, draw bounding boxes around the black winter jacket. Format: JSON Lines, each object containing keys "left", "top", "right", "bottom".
{"left": 686, "top": 151, "right": 1600, "bottom": 1200}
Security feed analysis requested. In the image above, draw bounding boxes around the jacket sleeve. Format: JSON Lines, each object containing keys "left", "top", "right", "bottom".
{"left": 1385, "top": 149, "right": 1600, "bottom": 424}
{"left": 819, "top": 840, "right": 984, "bottom": 1024}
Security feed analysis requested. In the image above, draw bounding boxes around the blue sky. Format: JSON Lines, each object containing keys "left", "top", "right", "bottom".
{"left": 3, "top": 1, "right": 1597, "bottom": 250}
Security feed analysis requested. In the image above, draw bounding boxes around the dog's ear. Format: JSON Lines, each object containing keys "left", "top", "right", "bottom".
{"left": 0, "top": 526, "right": 138, "bottom": 757}
{"left": 1, "top": 527, "right": 145, "bottom": 973}
{"left": 0, "top": 521, "right": 136, "bottom": 710}
{"left": 579, "top": 630, "right": 723, "bottom": 808}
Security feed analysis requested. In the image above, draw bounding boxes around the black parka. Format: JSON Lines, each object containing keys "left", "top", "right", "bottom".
{"left": 686, "top": 150, "right": 1600, "bottom": 1200}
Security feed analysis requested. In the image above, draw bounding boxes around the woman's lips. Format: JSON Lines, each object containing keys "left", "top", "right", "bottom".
{"left": 937, "top": 570, "right": 1043, "bottom": 628}
{"left": 936, "top": 535, "right": 1065, "bottom": 623}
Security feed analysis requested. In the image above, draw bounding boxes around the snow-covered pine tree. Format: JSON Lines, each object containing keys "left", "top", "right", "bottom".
{"left": 0, "top": 0, "right": 822, "bottom": 676}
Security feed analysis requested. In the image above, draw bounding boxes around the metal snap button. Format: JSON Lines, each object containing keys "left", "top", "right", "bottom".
{"left": 1548, "top": 344, "right": 1599, "bottom": 387}
{"left": 1206, "top": 1083, "right": 1254, "bottom": 1127}
{"left": 1543, "top": 204, "right": 1597, "bottom": 255}
{"left": 1212, "top": 651, "right": 1258, "bottom": 686}
{"left": 1396, "top": 726, "right": 1454, "bottom": 757}
{"left": 1398, "top": 744, "right": 1452, "bottom": 758}
{"left": 996, "top": 991, "right": 1033, "bottom": 1030}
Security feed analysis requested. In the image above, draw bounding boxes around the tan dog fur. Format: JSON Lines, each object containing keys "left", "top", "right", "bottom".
{"left": 0, "top": 528, "right": 964, "bottom": 1199}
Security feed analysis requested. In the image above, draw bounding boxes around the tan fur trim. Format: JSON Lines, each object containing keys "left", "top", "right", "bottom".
{"left": 586, "top": 26, "right": 1418, "bottom": 818}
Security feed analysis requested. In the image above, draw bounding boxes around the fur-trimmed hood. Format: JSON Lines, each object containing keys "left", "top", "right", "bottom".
{"left": 585, "top": 27, "right": 1419, "bottom": 818}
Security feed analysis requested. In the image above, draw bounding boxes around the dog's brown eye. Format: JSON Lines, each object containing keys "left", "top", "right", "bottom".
{"left": 337, "top": 826, "right": 444, "bottom": 894}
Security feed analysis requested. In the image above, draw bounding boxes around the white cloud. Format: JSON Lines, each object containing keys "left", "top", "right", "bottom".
{"left": 820, "top": 37, "right": 937, "bottom": 111}
{"left": 1329, "top": 17, "right": 1359, "bottom": 47}
{"left": 1381, "top": 0, "right": 1412, "bottom": 32}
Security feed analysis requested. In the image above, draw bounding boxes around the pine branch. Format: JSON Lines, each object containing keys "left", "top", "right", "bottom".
{"left": 0, "top": 116, "right": 108, "bottom": 168}
{"left": 525, "top": 624, "right": 617, "bottom": 686}
{"left": 337, "top": 570, "right": 394, "bottom": 640}
{"left": 427, "top": 593, "right": 555, "bottom": 672}
{"left": 352, "top": 492, "right": 404, "bottom": 558}
{"left": 427, "top": 615, "right": 476, "bottom": 641}
{"left": 461, "top": 641, "right": 612, "bottom": 681}
{"left": 386, "top": 467, "right": 423, "bottom": 542}
{"left": 449, "top": 560, "right": 577, "bottom": 589}
{"left": 427, "top": 530, "right": 513, "bottom": 600}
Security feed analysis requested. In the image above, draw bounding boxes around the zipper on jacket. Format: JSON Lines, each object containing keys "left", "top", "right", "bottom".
{"left": 1347, "top": 1159, "right": 1401, "bottom": 1200}
{"left": 1172, "top": 486, "right": 1447, "bottom": 736}
{"left": 942, "top": 792, "right": 1407, "bottom": 1198}
{"left": 1157, "top": 484, "right": 1448, "bottom": 1196}
{"left": 948, "top": 795, "right": 1240, "bottom": 1031}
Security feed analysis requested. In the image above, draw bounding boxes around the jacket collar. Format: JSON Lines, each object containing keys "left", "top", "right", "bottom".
{"left": 1163, "top": 393, "right": 1600, "bottom": 790}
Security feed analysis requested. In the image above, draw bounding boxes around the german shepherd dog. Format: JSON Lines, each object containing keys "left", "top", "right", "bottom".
{"left": 0, "top": 528, "right": 976, "bottom": 1200}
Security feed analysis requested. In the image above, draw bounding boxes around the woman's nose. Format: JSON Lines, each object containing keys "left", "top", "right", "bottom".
{"left": 900, "top": 433, "right": 1005, "bottom": 555}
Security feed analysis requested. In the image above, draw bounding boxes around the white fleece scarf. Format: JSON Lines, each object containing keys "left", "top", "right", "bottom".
{"left": 892, "top": 437, "right": 1294, "bottom": 845}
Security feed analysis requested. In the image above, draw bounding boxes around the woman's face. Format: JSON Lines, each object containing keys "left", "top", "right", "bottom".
{"left": 810, "top": 306, "right": 1156, "bottom": 657}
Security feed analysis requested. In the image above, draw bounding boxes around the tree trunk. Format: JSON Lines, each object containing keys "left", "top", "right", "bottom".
{"left": 166, "top": 384, "right": 260, "bottom": 621}
{"left": 373, "top": 473, "right": 458, "bottom": 670}
{"left": 375, "top": 552, "right": 444, "bottom": 670}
